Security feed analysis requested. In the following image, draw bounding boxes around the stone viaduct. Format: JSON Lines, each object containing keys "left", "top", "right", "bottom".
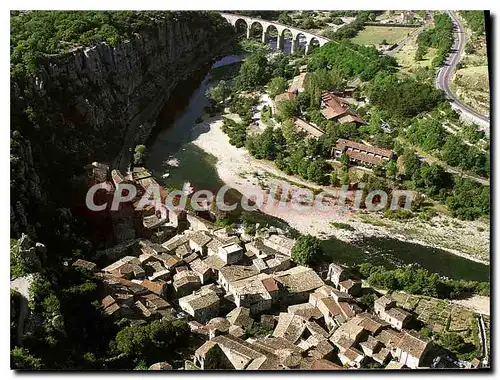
{"left": 220, "top": 13, "right": 330, "bottom": 54}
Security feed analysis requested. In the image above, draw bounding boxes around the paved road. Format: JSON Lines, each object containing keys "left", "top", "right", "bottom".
{"left": 435, "top": 11, "right": 490, "bottom": 130}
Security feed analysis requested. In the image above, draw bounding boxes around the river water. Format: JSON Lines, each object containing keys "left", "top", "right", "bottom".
{"left": 146, "top": 54, "right": 489, "bottom": 283}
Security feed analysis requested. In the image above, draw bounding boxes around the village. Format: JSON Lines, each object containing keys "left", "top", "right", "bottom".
{"left": 73, "top": 160, "right": 485, "bottom": 371}
{"left": 269, "top": 65, "right": 396, "bottom": 168}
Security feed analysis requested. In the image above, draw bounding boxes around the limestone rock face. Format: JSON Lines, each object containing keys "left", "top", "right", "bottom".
{"left": 10, "top": 13, "right": 234, "bottom": 235}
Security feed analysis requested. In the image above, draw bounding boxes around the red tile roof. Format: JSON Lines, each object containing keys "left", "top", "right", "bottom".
{"left": 261, "top": 277, "right": 279, "bottom": 292}
{"left": 321, "top": 91, "right": 350, "bottom": 118}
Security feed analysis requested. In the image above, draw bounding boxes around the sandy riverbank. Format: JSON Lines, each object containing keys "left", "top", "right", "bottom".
{"left": 190, "top": 115, "right": 490, "bottom": 265}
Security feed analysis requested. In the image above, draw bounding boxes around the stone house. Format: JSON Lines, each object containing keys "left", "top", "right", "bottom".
{"left": 178, "top": 286, "right": 220, "bottom": 323}
{"left": 230, "top": 274, "right": 280, "bottom": 314}
{"left": 339, "top": 347, "right": 365, "bottom": 368}
{"left": 274, "top": 266, "right": 325, "bottom": 305}
{"left": 374, "top": 295, "right": 412, "bottom": 330}
{"left": 338, "top": 279, "right": 362, "bottom": 296}
{"left": 173, "top": 270, "right": 202, "bottom": 297}
{"left": 394, "top": 330, "right": 431, "bottom": 369}
{"left": 187, "top": 230, "right": 212, "bottom": 255}
{"left": 189, "top": 258, "right": 212, "bottom": 284}
{"left": 326, "top": 263, "right": 347, "bottom": 287}
{"left": 140, "top": 279, "right": 167, "bottom": 297}
{"left": 217, "top": 243, "right": 244, "bottom": 265}
{"left": 194, "top": 340, "right": 235, "bottom": 370}
{"left": 218, "top": 265, "right": 259, "bottom": 293}
{"left": 263, "top": 235, "right": 295, "bottom": 257}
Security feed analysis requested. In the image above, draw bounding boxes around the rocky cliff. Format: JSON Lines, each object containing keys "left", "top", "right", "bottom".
{"left": 10, "top": 12, "right": 234, "bottom": 237}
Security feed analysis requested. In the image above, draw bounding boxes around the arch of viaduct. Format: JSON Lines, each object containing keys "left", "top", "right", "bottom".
{"left": 220, "top": 13, "right": 330, "bottom": 54}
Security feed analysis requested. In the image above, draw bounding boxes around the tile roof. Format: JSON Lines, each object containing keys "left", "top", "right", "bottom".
{"left": 386, "top": 307, "right": 412, "bottom": 323}
{"left": 203, "top": 255, "right": 227, "bottom": 271}
{"left": 140, "top": 279, "right": 165, "bottom": 295}
{"left": 189, "top": 258, "right": 210, "bottom": 275}
{"left": 335, "top": 139, "right": 394, "bottom": 159}
{"left": 275, "top": 92, "right": 296, "bottom": 103}
{"left": 360, "top": 335, "right": 381, "bottom": 351}
{"left": 342, "top": 347, "right": 364, "bottom": 362}
{"left": 273, "top": 312, "right": 308, "bottom": 343}
{"left": 376, "top": 328, "right": 404, "bottom": 349}
{"left": 179, "top": 287, "right": 220, "bottom": 311}
{"left": 101, "top": 295, "right": 116, "bottom": 309}
{"left": 294, "top": 117, "right": 325, "bottom": 138}
{"left": 187, "top": 230, "right": 212, "bottom": 246}
{"left": 373, "top": 347, "right": 391, "bottom": 364}
{"left": 219, "top": 265, "right": 259, "bottom": 284}
{"left": 261, "top": 277, "right": 279, "bottom": 292}
{"left": 226, "top": 307, "right": 254, "bottom": 329}
{"left": 395, "top": 330, "right": 430, "bottom": 359}
{"left": 288, "top": 303, "right": 323, "bottom": 320}
{"left": 310, "top": 359, "right": 343, "bottom": 370}
{"left": 206, "top": 317, "right": 231, "bottom": 333}
{"left": 321, "top": 91, "right": 350, "bottom": 118}
{"left": 274, "top": 266, "right": 324, "bottom": 294}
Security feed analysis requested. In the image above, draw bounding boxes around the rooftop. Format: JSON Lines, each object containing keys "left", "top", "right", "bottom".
{"left": 395, "top": 330, "right": 431, "bottom": 359}
{"left": 226, "top": 307, "right": 254, "bottom": 328}
{"left": 179, "top": 287, "right": 219, "bottom": 311}
{"left": 190, "top": 258, "right": 210, "bottom": 275}
{"left": 203, "top": 255, "right": 227, "bottom": 271}
{"left": 335, "top": 139, "right": 393, "bottom": 159}
{"left": 187, "top": 230, "right": 212, "bottom": 246}
{"left": 274, "top": 266, "right": 324, "bottom": 294}
{"left": 386, "top": 307, "right": 412, "bottom": 323}
{"left": 219, "top": 265, "right": 259, "bottom": 284}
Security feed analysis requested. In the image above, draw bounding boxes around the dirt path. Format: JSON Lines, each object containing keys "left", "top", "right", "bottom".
{"left": 451, "top": 295, "right": 490, "bottom": 316}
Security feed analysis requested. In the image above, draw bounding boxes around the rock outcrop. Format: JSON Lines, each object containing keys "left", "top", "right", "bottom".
{"left": 10, "top": 12, "right": 234, "bottom": 236}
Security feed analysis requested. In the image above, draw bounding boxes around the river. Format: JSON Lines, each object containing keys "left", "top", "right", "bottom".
{"left": 146, "top": 54, "right": 489, "bottom": 283}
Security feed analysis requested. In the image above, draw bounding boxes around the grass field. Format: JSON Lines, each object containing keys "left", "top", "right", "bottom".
{"left": 450, "top": 66, "right": 490, "bottom": 115}
{"left": 352, "top": 25, "right": 417, "bottom": 46}
{"left": 392, "top": 33, "right": 437, "bottom": 75}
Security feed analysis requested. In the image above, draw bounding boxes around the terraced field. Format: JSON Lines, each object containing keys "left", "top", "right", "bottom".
{"left": 391, "top": 291, "right": 475, "bottom": 335}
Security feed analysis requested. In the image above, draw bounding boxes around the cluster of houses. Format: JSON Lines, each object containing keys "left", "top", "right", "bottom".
{"left": 269, "top": 72, "right": 394, "bottom": 169}
{"left": 74, "top": 201, "right": 435, "bottom": 370}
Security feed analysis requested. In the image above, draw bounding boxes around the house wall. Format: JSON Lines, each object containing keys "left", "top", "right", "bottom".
{"left": 396, "top": 349, "right": 419, "bottom": 369}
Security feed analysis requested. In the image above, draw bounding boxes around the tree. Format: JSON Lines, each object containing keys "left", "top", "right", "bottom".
{"left": 307, "top": 159, "right": 330, "bottom": 185}
{"left": 330, "top": 171, "right": 340, "bottom": 186}
{"left": 438, "top": 332, "right": 467, "bottom": 354}
{"left": 385, "top": 160, "right": 398, "bottom": 179}
{"left": 278, "top": 13, "right": 293, "bottom": 25}
{"left": 291, "top": 235, "right": 322, "bottom": 266}
{"left": 114, "top": 319, "right": 190, "bottom": 364}
{"left": 339, "top": 152, "right": 350, "bottom": 169}
{"left": 207, "top": 80, "right": 232, "bottom": 104}
{"left": 400, "top": 150, "right": 421, "bottom": 178}
{"left": 420, "top": 163, "right": 449, "bottom": 196}
{"left": 11, "top": 348, "right": 44, "bottom": 370}
{"left": 133, "top": 145, "right": 146, "bottom": 166}
{"left": 282, "top": 118, "right": 299, "bottom": 144}
{"left": 236, "top": 51, "right": 268, "bottom": 90}
{"left": 268, "top": 77, "right": 288, "bottom": 98}
{"left": 276, "top": 99, "right": 298, "bottom": 120}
